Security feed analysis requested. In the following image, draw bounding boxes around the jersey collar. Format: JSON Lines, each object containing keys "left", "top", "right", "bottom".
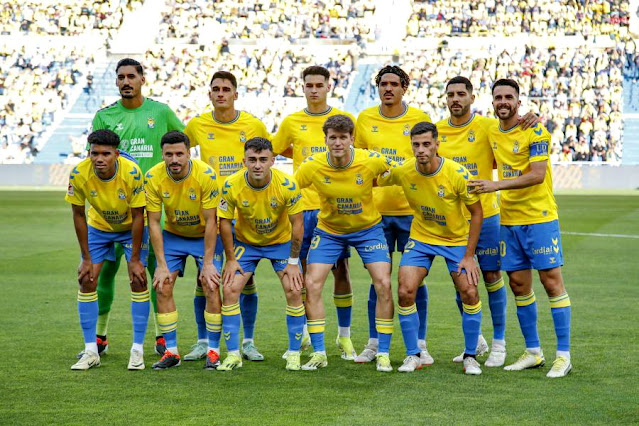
{"left": 498, "top": 122, "right": 520, "bottom": 133}
{"left": 378, "top": 102, "right": 408, "bottom": 119}
{"left": 212, "top": 110, "right": 240, "bottom": 125}
{"left": 304, "top": 106, "right": 332, "bottom": 116}
{"left": 447, "top": 113, "right": 475, "bottom": 128}
{"left": 326, "top": 146, "right": 354, "bottom": 169}
{"left": 244, "top": 169, "right": 272, "bottom": 191}
{"left": 415, "top": 156, "right": 444, "bottom": 177}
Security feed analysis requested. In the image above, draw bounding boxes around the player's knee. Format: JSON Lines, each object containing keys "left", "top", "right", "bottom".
{"left": 155, "top": 283, "right": 173, "bottom": 299}
{"left": 482, "top": 270, "right": 501, "bottom": 284}
{"left": 459, "top": 286, "right": 479, "bottom": 305}
{"left": 397, "top": 284, "right": 416, "bottom": 306}
{"left": 79, "top": 278, "right": 97, "bottom": 293}
{"left": 539, "top": 268, "right": 565, "bottom": 296}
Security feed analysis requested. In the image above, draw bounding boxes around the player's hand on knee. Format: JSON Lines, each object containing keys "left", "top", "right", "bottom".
{"left": 77, "top": 258, "right": 93, "bottom": 284}
{"left": 458, "top": 255, "right": 480, "bottom": 287}
{"left": 283, "top": 264, "right": 304, "bottom": 292}
{"left": 129, "top": 260, "right": 148, "bottom": 288}
{"left": 222, "top": 260, "right": 243, "bottom": 287}
{"left": 200, "top": 263, "right": 220, "bottom": 291}
{"left": 153, "top": 265, "right": 171, "bottom": 292}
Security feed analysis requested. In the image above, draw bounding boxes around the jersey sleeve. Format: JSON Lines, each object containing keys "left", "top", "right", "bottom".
{"left": 453, "top": 164, "right": 479, "bottom": 206}
{"left": 217, "top": 180, "right": 236, "bottom": 220}
{"left": 271, "top": 116, "right": 291, "bottom": 155}
{"left": 201, "top": 167, "right": 220, "bottom": 210}
{"left": 64, "top": 167, "right": 86, "bottom": 205}
{"left": 294, "top": 159, "right": 313, "bottom": 189}
{"left": 184, "top": 118, "right": 199, "bottom": 148}
{"left": 129, "top": 166, "right": 146, "bottom": 209}
{"left": 144, "top": 172, "right": 162, "bottom": 213}
{"left": 376, "top": 166, "right": 397, "bottom": 187}
{"left": 354, "top": 115, "right": 367, "bottom": 148}
{"left": 529, "top": 124, "right": 551, "bottom": 162}
{"left": 284, "top": 176, "right": 303, "bottom": 215}
{"left": 165, "top": 106, "right": 186, "bottom": 132}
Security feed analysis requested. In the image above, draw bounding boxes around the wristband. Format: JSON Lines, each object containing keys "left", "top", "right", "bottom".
{"left": 287, "top": 257, "right": 299, "bottom": 265}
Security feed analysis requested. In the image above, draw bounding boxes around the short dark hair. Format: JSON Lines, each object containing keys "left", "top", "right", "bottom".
{"left": 375, "top": 65, "right": 410, "bottom": 89}
{"left": 210, "top": 71, "right": 238, "bottom": 88}
{"left": 410, "top": 122, "right": 438, "bottom": 139}
{"left": 88, "top": 129, "right": 120, "bottom": 148}
{"left": 446, "top": 76, "right": 473, "bottom": 93}
{"left": 302, "top": 65, "right": 330, "bottom": 81}
{"left": 116, "top": 58, "right": 144, "bottom": 76}
{"left": 322, "top": 114, "right": 354, "bottom": 136}
{"left": 161, "top": 131, "right": 190, "bottom": 148}
{"left": 492, "top": 78, "right": 520, "bottom": 95}
{"left": 244, "top": 137, "right": 273, "bottom": 153}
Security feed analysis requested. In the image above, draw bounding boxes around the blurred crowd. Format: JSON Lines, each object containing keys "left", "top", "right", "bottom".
{"left": 0, "top": 45, "right": 93, "bottom": 164}
{"left": 392, "top": 42, "right": 625, "bottom": 163}
{"left": 142, "top": 44, "right": 357, "bottom": 133}
{"left": 406, "top": 0, "right": 629, "bottom": 38}
{"left": 0, "top": 0, "right": 143, "bottom": 38}
{"left": 157, "top": 0, "right": 375, "bottom": 43}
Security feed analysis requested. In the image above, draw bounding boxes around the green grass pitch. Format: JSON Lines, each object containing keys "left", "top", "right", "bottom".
{"left": 1, "top": 190, "right": 638, "bottom": 424}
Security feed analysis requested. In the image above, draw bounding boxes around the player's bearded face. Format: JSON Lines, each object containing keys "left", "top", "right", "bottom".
{"left": 90, "top": 145, "right": 118, "bottom": 178}
{"left": 492, "top": 86, "right": 520, "bottom": 120}
{"left": 116, "top": 65, "right": 144, "bottom": 99}
{"left": 378, "top": 74, "right": 406, "bottom": 106}
{"left": 446, "top": 84, "right": 473, "bottom": 117}
{"left": 162, "top": 143, "right": 190, "bottom": 177}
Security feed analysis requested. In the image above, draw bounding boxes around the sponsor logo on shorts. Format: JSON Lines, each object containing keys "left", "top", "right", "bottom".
{"left": 364, "top": 242, "right": 388, "bottom": 252}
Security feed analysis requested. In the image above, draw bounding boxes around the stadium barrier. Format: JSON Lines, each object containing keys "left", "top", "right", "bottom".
{"left": 1, "top": 163, "right": 637, "bottom": 189}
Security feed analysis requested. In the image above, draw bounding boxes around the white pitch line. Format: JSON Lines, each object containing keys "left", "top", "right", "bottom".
{"left": 561, "top": 231, "right": 639, "bottom": 239}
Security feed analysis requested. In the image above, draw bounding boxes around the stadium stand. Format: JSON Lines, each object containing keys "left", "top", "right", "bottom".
{"left": 406, "top": 0, "right": 629, "bottom": 38}
{"left": 0, "top": 0, "right": 634, "bottom": 165}
{"left": 157, "top": 0, "right": 376, "bottom": 43}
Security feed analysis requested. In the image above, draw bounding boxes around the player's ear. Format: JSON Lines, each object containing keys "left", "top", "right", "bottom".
{"left": 234, "top": 90, "right": 238, "bottom": 100}
{"left": 141, "top": 74, "right": 146, "bottom": 85}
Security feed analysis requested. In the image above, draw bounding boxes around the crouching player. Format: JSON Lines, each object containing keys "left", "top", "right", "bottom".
{"left": 66, "top": 129, "right": 149, "bottom": 371}
{"left": 144, "top": 131, "right": 222, "bottom": 370}
{"left": 217, "top": 137, "right": 305, "bottom": 371}
{"left": 379, "top": 122, "right": 485, "bottom": 374}
{"left": 295, "top": 115, "right": 395, "bottom": 372}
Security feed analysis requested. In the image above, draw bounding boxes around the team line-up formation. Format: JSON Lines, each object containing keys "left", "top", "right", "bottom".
{"left": 67, "top": 58, "right": 572, "bottom": 378}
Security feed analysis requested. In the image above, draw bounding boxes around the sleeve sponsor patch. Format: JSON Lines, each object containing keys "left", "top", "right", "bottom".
{"left": 530, "top": 140, "right": 549, "bottom": 157}
{"left": 67, "top": 183, "right": 74, "bottom": 196}
{"left": 218, "top": 198, "right": 228, "bottom": 211}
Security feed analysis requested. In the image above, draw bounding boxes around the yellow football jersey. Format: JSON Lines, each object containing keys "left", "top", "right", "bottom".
{"left": 378, "top": 157, "right": 479, "bottom": 246}
{"left": 355, "top": 104, "right": 431, "bottom": 216}
{"left": 184, "top": 110, "right": 269, "bottom": 179}
{"left": 272, "top": 107, "right": 356, "bottom": 211}
{"left": 295, "top": 147, "right": 392, "bottom": 235}
{"left": 488, "top": 122, "right": 557, "bottom": 225}
{"left": 65, "top": 156, "right": 145, "bottom": 232}
{"left": 145, "top": 159, "right": 220, "bottom": 238}
{"left": 436, "top": 114, "right": 499, "bottom": 220}
{"left": 218, "top": 168, "right": 302, "bottom": 246}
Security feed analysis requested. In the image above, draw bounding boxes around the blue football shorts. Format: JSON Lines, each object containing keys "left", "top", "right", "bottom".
{"left": 88, "top": 225, "right": 149, "bottom": 266}
{"left": 399, "top": 238, "right": 467, "bottom": 274}
{"left": 381, "top": 215, "right": 413, "bottom": 253}
{"left": 307, "top": 223, "right": 390, "bottom": 266}
{"left": 500, "top": 219, "right": 564, "bottom": 271}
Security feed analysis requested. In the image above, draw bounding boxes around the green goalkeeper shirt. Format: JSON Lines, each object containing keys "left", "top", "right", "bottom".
{"left": 92, "top": 98, "right": 185, "bottom": 173}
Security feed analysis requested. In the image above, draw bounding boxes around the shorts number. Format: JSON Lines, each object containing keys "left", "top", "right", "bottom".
{"left": 500, "top": 241, "right": 507, "bottom": 257}
{"left": 234, "top": 245, "right": 245, "bottom": 260}
{"left": 310, "top": 235, "right": 321, "bottom": 250}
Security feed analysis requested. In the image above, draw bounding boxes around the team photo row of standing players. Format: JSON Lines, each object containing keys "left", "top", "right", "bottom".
{"left": 67, "top": 58, "right": 572, "bottom": 377}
